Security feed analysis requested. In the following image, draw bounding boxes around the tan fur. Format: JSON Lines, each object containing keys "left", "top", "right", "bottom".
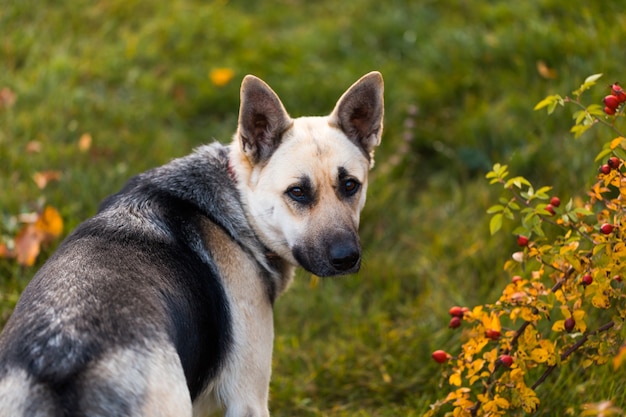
{"left": 80, "top": 345, "right": 191, "bottom": 417}
{"left": 194, "top": 219, "right": 281, "bottom": 417}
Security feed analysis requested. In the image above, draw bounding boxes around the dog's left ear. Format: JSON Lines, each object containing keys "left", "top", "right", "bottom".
{"left": 237, "top": 75, "right": 293, "bottom": 165}
{"left": 330, "top": 71, "right": 384, "bottom": 164}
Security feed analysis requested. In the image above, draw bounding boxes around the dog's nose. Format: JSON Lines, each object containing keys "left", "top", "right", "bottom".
{"left": 329, "top": 245, "right": 360, "bottom": 271}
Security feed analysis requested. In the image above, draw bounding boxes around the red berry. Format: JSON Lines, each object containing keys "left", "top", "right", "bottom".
{"left": 608, "top": 157, "right": 620, "bottom": 169}
{"left": 545, "top": 204, "right": 555, "bottom": 215}
{"left": 600, "top": 223, "right": 614, "bottom": 235}
{"left": 485, "top": 329, "right": 501, "bottom": 341}
{"left": 604, "top": 94, "right": 620, "bottom": 109}
{"left": 549, "top": 196, "right": 561, "bottom": 207}
{"left": 614, "top": 275, "right": 623, "bottom": 283}
{"left": 600, "top": 164, "right": 611, "bottom": 175}
{"left": 564, "top": 317, "right": 576, "bottom": 333}
{"left": 499, "top": 354, "right": 514, "bottom": 368}
{"left": 517, "top": 235, "right": 529, "bottom": 247}
{"left": 449, "top": 306, "right": 464, "bottom": 318}
{"left": 512, "top": 275, "right": 522, "bottom": 284}
{"left": 582, "top": 274, "right": 593, "bottom": 286}
{"left": 432, "top": 350, "right": 449, "bottom": 363}
{"left": 449, "top": 316, "right": 462, "bottom": 329}
{"left": 611, "top": 83, "right": 626, "bottom": 103}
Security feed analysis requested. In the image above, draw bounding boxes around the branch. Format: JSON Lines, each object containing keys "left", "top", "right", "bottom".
{"left": 531, "top": 320, "right": 615, "bottom": 390}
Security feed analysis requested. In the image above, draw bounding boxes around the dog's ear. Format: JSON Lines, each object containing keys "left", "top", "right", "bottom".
{"left": 330, "top": 71, "right": 384, "bottom": 164}
{"left": 237, "top": 75, "right": 293, "bottom": 165}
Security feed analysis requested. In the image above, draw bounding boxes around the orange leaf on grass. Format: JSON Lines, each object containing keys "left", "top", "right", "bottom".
{"left": 13, "top": 206, "right": 63, "bottom": 266}
{"left": 32, "top": 171, "right": 62, "bottom": 189}
{"left": 14, "top": 224, "right": 42, "bottom": 267}
{"left": 209, "top": 68, "right": 235, "bottom": 87}
{"left": 36, "top": 206, "right": 63, "bottom": 241}
{"left": 78, "top": 133, "right": 92, "bottom": 152}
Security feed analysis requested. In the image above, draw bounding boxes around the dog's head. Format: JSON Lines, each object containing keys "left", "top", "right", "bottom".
{"left": 230, "top": 72, "right": 383, "bottom": 277}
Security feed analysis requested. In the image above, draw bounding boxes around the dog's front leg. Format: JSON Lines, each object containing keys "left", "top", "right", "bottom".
{"left": 219, "top": 298, "right": 274, "bottom": 417}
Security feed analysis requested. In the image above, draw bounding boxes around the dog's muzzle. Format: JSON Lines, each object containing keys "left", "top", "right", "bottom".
{"left": 293, "top": 231, "right": 361, "bottom": 277}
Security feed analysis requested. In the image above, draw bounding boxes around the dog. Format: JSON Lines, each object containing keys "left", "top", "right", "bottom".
{"left": 0, "top": 71, "right": 384, "bottom": 417}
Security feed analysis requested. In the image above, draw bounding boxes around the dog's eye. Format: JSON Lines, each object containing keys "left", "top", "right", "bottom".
{"left": 342, "top": 179, "right": 360, "bottom": 196}
{"left": 287, "top": 186, "right": 310, "bottom": 203}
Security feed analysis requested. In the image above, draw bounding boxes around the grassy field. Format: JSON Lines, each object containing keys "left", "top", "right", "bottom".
{"left": 2, "top": 0, "right": 626, "bottom": 415}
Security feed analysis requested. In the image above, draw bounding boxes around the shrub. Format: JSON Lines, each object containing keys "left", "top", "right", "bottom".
{"left": 427, "top": 74, "right": 626, "bottom": 416}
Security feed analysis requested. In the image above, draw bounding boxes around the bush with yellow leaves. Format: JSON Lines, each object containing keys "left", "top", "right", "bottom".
{"left": 427, "top": 75, "right": 626, "bottom": 416}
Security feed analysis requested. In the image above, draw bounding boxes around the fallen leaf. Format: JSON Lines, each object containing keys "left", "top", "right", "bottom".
{"left": 32, "top": 171, "right": 62, "bottom": 189}
{"left": 209, "top": 68, "right": 235, "bottom": 87}
{"left": 26, "top": 141, "right": 42, "bottom": 153}
{"left": 14, "top": 224, "right": 42, "bottom": 266}
{"left": 36, "top": 205, "right": 63, "bottom": 241}
{"left": 78, "top": 133, "right": 92, "bottom": 152}
{"left": 0, "top": 87, "right": 17, "bottom": 109}
{"left": 536, "top": 60, "right": 557, "bottom": 79}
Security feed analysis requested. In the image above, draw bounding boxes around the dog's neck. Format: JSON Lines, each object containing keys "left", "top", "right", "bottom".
{"left": 227, "top": 155, "right": 283, "bottom": 267}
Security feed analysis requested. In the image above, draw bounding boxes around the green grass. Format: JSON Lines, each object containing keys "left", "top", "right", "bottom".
{"left": 2, "top": 0, "right": 626, "bottom": 415}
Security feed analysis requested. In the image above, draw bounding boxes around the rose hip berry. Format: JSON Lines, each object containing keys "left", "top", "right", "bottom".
{"left": 499, "top": 354, "right": 514, "bottom": 368}
{"left": 432, "top": 350, "right": 449, "bottom": 364}
{"left": 549, "top": 196, "right": 561, "bottom": 207}
{"left": 545, "top": 204, "right": 555, "bottom": 215}
{"left": 611, "top": 82, "right": 626, "bottom": 103}
{"left": 608, "top": 157, "right": 620, "bottom": 170}
{"left": 600, "top": 164, "right": 611, "bottom": 175}
{"left": 485, "top": 329, "right": 501, "bottom": 341}
{"left": 517, "top": 235, "right": 529, "bottom": 247}
{"left": 582, "top": 274, "right": 593, "bottom": 286}
{"left": 604, "top": 94, "right": 620, "bottom": 109}
{"left": 600, "top": 223, "right": 614, "bottom": 235}
{"left": 449, "top": 316, "right": 462, "bottom": 329}
{"left": 564, "top": 317, "right": 576, "bottom": 333}
{"left": 605, "top": 106, "right": 617, "bottom": 115}
{"left": 449, "top": 306, "right": 464, "bottom": 318}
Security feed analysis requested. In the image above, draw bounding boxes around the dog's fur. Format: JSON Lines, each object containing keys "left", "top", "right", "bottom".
{"left": 0, "top": 72, "right": 384, "bottom": 417}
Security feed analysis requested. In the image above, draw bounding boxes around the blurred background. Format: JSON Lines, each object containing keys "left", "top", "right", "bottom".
{"left": 1, "top": 0, "right": 625, "bottom": 415}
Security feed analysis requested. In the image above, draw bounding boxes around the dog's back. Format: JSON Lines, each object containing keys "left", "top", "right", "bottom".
{"left": 0, "top": 144, "right": 248, "bottom": 416}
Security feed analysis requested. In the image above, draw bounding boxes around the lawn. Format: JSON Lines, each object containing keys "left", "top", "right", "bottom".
{"left": 2, "top": 0, "right": 626, "bottom": 415}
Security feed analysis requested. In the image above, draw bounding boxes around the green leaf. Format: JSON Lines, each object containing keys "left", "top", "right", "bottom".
{"left": 584, "top": 73, "right": 603, "bottom": 84}
{"left": 535, "top": 186, "right": 553, "bottom": 198}
{"left": 573, "top": 73, "right": 603, "bottom": 97}
{"left": 487, "top": 204, "right": 504, "bottom": 214}
{"left": 595, "top": 148, "right": 613, "bottom": 162}
{"left": 613, "top": 147, "right": 626, "bottom": 161}
{"left": 534, "top": 94, "right": 563, "bottom": 113}
{"left": 490, "top": 213, "right": 503, "bottom": 235}
{"left": 504, "top": 176, "right": 531, "bottom": 189}
{"left": 570, "top": 123, "right": 593, "bottom": 139}
{"left": 586, "top": 103, "right": 604, "bottom": 117}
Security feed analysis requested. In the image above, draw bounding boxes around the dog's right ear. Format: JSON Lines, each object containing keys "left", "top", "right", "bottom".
{"left": 237, "top": 75, "right": 293, "bottom": 165}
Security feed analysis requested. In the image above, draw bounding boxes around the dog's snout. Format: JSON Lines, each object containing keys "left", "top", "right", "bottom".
{"left": 329, "top": 244, "right": 360, "bottom": 271}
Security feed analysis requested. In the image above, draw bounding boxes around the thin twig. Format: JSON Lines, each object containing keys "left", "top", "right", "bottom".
{"left": 530, "top": 320, "right": 615, "bottom": 390}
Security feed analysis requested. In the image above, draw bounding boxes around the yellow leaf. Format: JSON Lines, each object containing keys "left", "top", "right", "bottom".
{"left": 209, "top": 68, "right": 235, "bottom": 87}
{"left": 36, "top": 206, "right": 64, "bottom": 240}
{"left": 449, "top": 372, "right": 462, "bottom": 387}
{"left": 78, "top": 133, "right": 92, "bottom": 152}
{"left": 531, "top": 348, "right": 549, "bottom": 363}
{"left": 552, "top": 320, "right": 565, "bottom": 332}
{"left": 610, "top": 137, "right": 626, "bottom": 150}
